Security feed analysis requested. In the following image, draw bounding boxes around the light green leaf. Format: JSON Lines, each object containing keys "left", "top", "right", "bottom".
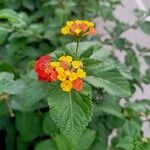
{"left": 90, "top": 48, "right": 110, "bottom": 60}
{"left": 0, "top": 72, "right": 14, "bottom": 81}
{"left": 10, "top": 80, "right": 49, "bottom": 111}
{"left": 85, "top": 69, "right": 131, "bottom": 97}
{"left": 48, "top": 82, "right": 93, "bottom": 144}
{"left": 0, "top": 72, "right": 25, "bottom": 95}
{"left": 0, "top": 9, "right": 26, "bottom": 27}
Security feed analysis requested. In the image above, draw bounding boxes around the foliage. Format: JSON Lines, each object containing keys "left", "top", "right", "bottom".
{"left": 0, "top": 0, "right": 150, "bottom": 150}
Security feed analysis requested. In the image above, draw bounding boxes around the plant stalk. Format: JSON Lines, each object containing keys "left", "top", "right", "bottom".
{"left": 76, "top": 37, "right": 80, "bottom": 58}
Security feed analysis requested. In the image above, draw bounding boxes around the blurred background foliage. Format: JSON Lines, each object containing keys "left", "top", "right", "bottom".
{"left": 0, "top": 0, "right": 150, "bottom": 150}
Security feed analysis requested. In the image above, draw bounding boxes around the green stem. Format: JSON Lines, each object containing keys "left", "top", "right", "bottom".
{"left": 5, "top": 99, "right": 15, "bottom": 117}
{"left": 76, "top": 37, "right": 80, "bottom": 58}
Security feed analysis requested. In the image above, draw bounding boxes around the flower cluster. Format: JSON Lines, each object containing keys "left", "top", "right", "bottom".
{"left": 61, "top": 20, "right": 96, "bottom": 36}
{"left": 35, "top": 55, "right": 86, "bottom": 92}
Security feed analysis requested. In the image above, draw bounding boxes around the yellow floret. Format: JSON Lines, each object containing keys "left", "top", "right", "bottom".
{"left": 57, "top": 73, "right": 66, "bottom": 81}
{"left": 72, "top": 61, "right": 81, "bottom": 69}
{"left": 66, "top": 55, "right": 73, "bottom": 62}
{"left": 84, "top": 21, "right": 94, "bottom": 27}
{"left": 59, "top": 55, "right": 73, "bottom": 63}
{"left": 64, "top": 70, "right": 71, "bottom": 77}
{"left": 60, "top": 80, "right": 72, "bottom": 92}
{"left": 74, "top": 28, "right": 81, "bottom": 35}
{"left": 69, "top": 72, "right": 78, "bottom": 81}
{"left": 56, "top": 66, "right": 64, "bottom": 74}
{"left": 61, "top": 26, "right": 70, "bottom": 35}
{"left": 66, "top": 21, "right": 74, "bottom": 26}
{"left": 50, "top": 62, "right": 60, "bottom": 67}
{"left": 77, "top": 68, "right": 86, "bottom": 78}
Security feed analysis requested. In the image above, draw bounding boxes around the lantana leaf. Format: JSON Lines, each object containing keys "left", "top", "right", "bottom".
{"left": 47, "top": 82, "right": 93, "bottom": 144}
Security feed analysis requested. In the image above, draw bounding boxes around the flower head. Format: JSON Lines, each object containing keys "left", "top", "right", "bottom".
{"left": 35, "top": 54, "right": 86, "bottom": 92}
{"left": 61, "top": 20, "right": 96, "bottom": 36}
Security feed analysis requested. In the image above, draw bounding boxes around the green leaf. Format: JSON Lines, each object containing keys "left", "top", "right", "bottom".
{"left": 90, "top": 48, "right": 110, "bottom": 60}
{"left": 47, "top": 82, "right": 93, "bottom": 144}
{"left": 83, "top": 58, "right": 102, "bottom": 73}
{"left": 54, "top": 134, "right": 73, "bottom": 150}
{"left": 10, "top": 80, "right": 49, "bottom": 111}
{"left": 0, "top": 102, "right": 9, "bottom": 116}
{"left": 85, "top": 69, "right": 131, "bottom": 97}
{"left": 0, "top": 27, "right": 11, "bottom": 45}
{"left": 16, "top": 112, "right": 42, "bottom": 142}
{"left": 100, "top": 5, "right": 112, "bottom": 20}
{"left": 138, "top": 21, "right": 150, "bottom": 35}
{"left": 144, "top": 56, "right": 150, "bottom": 65}
{"left": 42, "top": 113, "right": 58, "bottom": 135}
{"left": 75, "top": 129, "right": 96, "bottom": 150}
{"left": 65, "top": 41, "right": 98, "bottom": 58}
{"left": 116, "top": 136, "right": 134, "bottom": 150}
{"left": 143, "top": 68, "right": 150, "bottom": 84}
{"left": 0, "top": 9, "right": 26, "bottom": 27}
{"left": 35, "top": 139, "right": 57, "bottom": 150}
{"left": 121, "top": 120, "right": 141, "bottom": 137}
{"left": 98, "top": 99, "right": 124, "bottom": 119}
{"left": 0, "top": 72, "right": 25, "bottom": 95}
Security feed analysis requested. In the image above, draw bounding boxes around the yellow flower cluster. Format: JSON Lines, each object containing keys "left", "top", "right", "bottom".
{"left": 50, "top": 55, "right": 86, "bottom": 92}
{"left": 61, "top": 20, "right": 96, "bottom": 36}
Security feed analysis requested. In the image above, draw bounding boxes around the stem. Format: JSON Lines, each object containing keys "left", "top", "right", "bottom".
{"left": 76, "top": 37, "right": 80, "bottom": 58}
{"left": 5, "top": 100, "right": 15, "bottom": 117}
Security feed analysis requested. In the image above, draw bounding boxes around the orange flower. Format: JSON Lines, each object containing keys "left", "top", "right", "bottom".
{"left": 61, "top": 20, "right": 96, "bottom": 36}
{"left": 72, "top": 78, "right": 83, "bottom": 92}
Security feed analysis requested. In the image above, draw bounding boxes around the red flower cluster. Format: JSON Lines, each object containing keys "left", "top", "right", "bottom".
{"left": 34, "top": 54, "right": 57, "bottom": 82}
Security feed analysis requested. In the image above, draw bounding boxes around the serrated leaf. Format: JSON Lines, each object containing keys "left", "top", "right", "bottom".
{"left": 83, "top": 58, "right": 102, "bottom": 73}
{"left": 65, "top": 41, "right": 98, "bottom": 58}
{"left": 47, "top": 82, "right": 93, "bottom": 144}
{"left": 0, "top": 9, "right": 26, "bottom": 27}
{"left": 84, "top": 69, "right": 131, "bottom": 97}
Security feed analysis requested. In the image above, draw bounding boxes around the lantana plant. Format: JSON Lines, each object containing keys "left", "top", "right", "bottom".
{"left": 34, "top": 20, "right": 131, "bottom": 144}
